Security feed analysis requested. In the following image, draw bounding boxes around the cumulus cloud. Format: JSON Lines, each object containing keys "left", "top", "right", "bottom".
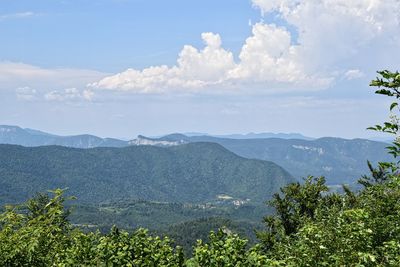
{"left": 252, "top": 0, "right": 400, "bottom": 69}
{"left": 91, "top": 26, "right": 330, "bottom": 93}
{"left": 44, "top": 88, "right": 94, "bottom": 102}
{"left": 15, "top": 86, "right": 37, "bottom": 101}
{"left": 228, "top": 23, "right": 331, "bottom": 88}
{"left": 89, "top": 0, "right": 400, "bottom": 94}
{"left": 90, "top": 33, "right": 236, "bottom": 93}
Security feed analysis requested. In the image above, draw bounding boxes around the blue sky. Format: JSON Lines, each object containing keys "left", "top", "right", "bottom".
{"left": 1, "top": 0, "right": 260, "bottom": 71}
{"left": 0, "top": 0, "right": 399, "bottom": 139}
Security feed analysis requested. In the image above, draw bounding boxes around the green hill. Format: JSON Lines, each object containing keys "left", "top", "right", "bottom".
{"left": 0, "top": 142, "right": 294, "bottom": 206}
{"left": 153, "top": 135, "right": 392, "bottom": 185}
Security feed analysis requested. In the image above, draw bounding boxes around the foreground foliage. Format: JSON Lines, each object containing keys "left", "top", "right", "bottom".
{"left": 1, "top": 70, "right": 400, "bottom": 266}
{"left": 0, "top": 190, "right": 268, "bottom": 266}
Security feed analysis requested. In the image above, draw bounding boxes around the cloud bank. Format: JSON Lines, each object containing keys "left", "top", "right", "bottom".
{"left": 91, "top": 0, "right": 400, "bottom": 94}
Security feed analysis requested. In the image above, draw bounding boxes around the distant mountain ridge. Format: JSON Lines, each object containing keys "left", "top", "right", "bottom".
{"left": 0, "top": 125, "right": 127, "bottom": 148}
{"left": 0, "top": 126, "right": 314, "bottom": 149}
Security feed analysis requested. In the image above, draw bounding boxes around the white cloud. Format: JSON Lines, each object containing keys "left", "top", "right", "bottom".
{"left": 15, "top": 86, "right": 37, "bottom": 101}
{"left": 227, "top": 23, "right": 331, "bottom": 88}
{"left": 91, "top": 26, "right": 331, "bottom": 93}
{"left": 252, "top": 0, "right": 400, "bottom": 70}
{"left": 80, "top": 0, "right": 400, "bottom": 94}
{"left": 90, "top": 32, "right": 236, "bottom": 93}
{"left": 344, "top": 69, "right": 365, "bottom": 80}
{"left": 44, "top": 88, "right": 94, "bottom": 102}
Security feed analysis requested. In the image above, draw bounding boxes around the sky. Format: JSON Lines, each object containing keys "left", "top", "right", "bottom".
{"left": 0, "top": 0, "right": 399, "bottom": 139}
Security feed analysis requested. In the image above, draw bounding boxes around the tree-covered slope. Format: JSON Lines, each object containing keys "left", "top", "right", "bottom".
{"left": 153, "top": 135, "right": 392, "bottom": 185}
{"left": 69, "top": 199, "right": 268, "bottom": 231}
{"left": 0, "top": 142, "right": 294, "bottom": 205}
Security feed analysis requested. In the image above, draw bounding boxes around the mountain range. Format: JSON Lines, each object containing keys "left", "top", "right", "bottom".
{"left": 0, "top": 125, "right": 314, "bottom": 147}
{"left": 0, "top": 125, "right": 127, "bottom": 148}
{"left": 0, "top": 125, "right": 393, "bottom": 185}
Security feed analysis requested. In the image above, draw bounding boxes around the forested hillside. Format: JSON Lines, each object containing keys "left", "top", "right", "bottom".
{"left": 70, "top": 199, "right": 267, "bottom": 232}
{"left": 149, "top": 134, "right": 392, "bottom": 185}
{"left": 0, "top": 142, "right": 294, "bottom": 205}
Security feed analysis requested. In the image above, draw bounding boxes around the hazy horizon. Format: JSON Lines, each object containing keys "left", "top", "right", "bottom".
{"left": 0, "top": 123, "right": 394, "bottom": 142}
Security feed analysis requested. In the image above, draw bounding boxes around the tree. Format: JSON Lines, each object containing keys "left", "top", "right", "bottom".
{"left": 368, "top": 70, "right": 400, "bottom": 159}
{"left": 188, "top": 229, "right": 276, "bottom": 267}
{"left": 0, "top": 189, "right": 72, "bottom": 265}
{"left": 257, "top": 176, "right": 328, "bottom": 250}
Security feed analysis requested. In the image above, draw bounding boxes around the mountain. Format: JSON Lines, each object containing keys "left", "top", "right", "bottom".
{"left": 0, "top": 143, "right": 294, "bottom": 206}
{"left": 0, "top": 125, "right": 128, "bottom": 148}
{"left": 145, "top": 134, "right": 392, "bottom": 185}
{"left": 1, "top": 125, "right": 391, "bottom": 185}
{"left": 0, "top": 126, "right": 313, "bottom": 147}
